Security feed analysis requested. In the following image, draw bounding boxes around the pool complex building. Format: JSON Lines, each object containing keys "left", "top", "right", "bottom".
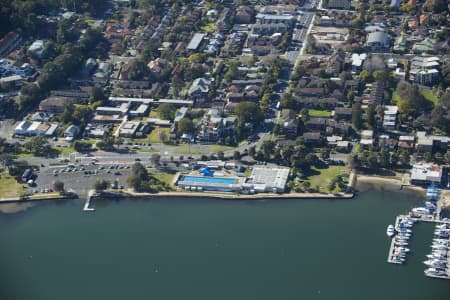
{"left": 176, "top": 175, "right": 241, "bottom": 192}
{"left": 174, "top": 166, "right": 290, "bottom": 193}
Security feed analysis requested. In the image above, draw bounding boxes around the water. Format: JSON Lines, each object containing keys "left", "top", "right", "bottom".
{"left": 0, "top": 183, "right": 449, "bottom": 300}
{"left": 181, "top": 175, "right": 238, "bottom": 184}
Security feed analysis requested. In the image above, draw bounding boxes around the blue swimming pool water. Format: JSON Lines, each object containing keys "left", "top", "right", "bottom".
{"left": 181, "top": 176, "right": 237, "bottom": 185}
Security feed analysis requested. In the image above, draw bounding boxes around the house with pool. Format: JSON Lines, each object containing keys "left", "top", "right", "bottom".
{"left": 174, "top": 166, "right": 290, "bottom": 194}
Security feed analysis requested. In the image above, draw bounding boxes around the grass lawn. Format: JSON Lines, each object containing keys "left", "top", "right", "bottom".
{"left": 392, "top": 89, "right": 438, "bottom": 106}
{"left": 148, "top": 110, "right": 160, "bottom": 118}
{"left": 54, "top": 146, "right": 74, "bottom": 155}
{"left": 174, "top": 146, "right": 202, "bottom": 155}
{"left": 391, "top": 90, "right": 401, "bottom": 103}
{"left": 28, "top": 192, "right": 61, "bottom": 200}
{"left": 304, "top": 166, "right": 348, "bottom": 193}
{"left": 420, "top": 89, "right": 439, "bottom": 105}
{"left": 146, "top": 127, "right": 171, "bottom": 144}
{"left": 210, "top": 145, "right": 233, "bottom": 153}
{"left": 308, "top": 109, "right": 332, "bottom": 117}
{"left": 201, "top": 23, "right": 216, "bottom": 33}
{"left": 152, "top": 172, "right": 176, "bottom": 186}
{"left": 0, "top": 173, "right": 25, "bottom": 198}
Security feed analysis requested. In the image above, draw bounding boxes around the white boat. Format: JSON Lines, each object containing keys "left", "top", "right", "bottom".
{"left": 431, "top": 244, "right": 447, "bottom": 250}
{"left": 432, "top": 250, "right": 448, "bottom": 256}
{"left": 386, "top": 224, "right": 395, "bottom": 237}
{"left": 425, "top": 268, "right": 447, "bottom": 277}
{"left": 397, "top": 247, "right": 410, "bottom": 252}
{"left": 412, "top": 207, "right": 431, "bottom": 215}
{"left": 427, "top": 254, "right": 447, "bottom": 260}
{"left": 398, "top": 228, "right": 412, "bottom": 233}
{"left": 395, "top": 241, "right": 408, "bottom": 246}
{"left": 398, "top": 233, "right": 411, "bottom": 238}
{"left": 424, "top": 260, "right": 447, "bottom": 268}
{"left": 432, "top": 241, "right": 449, "bottom": 246}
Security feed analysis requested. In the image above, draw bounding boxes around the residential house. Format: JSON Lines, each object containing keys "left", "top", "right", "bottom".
{"left": 351, "top": 53, "right": 367, "bottom": 73}
{"left": 303, "top": 132, "right": 322, "bottom": 145}
{"left": 334, "top": 107, "right": 352, "bottom": 121}
{"left": 28, "top": 40, "right": 46, "bottom": 58}
{"left": 188, "top": 77, "right": 211, "bottom": 99}
{"left": 409, "top": 56, "right": 440, "bottom": 86}
{"left": 63, "top": 124, "right": 79, "bottom": 141}
{"left": 306, "top": 117, "right": 327, "bottom": 131}
{"left": 383, "top": 105, "right": 398, "bottom": 131}
{"left": 0, "top": 32, "right": 21, "bottom": 56}
{"left": 255, "top": 14, "right": 295, "bottom": 25}
{"left": 235, "top": 5, "right": 253, "bottom": 24}
{"left": 39, "top": 96, "right": 71, "bottom": 113}
{"left": 326, "top": 51, "right": 345, "bottom": 75}
{"left": 327, "top": 0, "right": 351, "bottom": 9}
{"left": 360, "top": 130, "right": 374, "bottom": 148}
{"left": 280, "top": 109, "right": 299, "bottom": 138}
{"left": 398, "top": 135, "right": 415, "bottom": 152}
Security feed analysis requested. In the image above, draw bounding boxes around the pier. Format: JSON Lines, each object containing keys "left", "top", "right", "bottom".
{"left": 83, "top": 190, "right": 96, "bottom": 212}
{"left": 386, "top": 212, "right": 450, "bottom": 280}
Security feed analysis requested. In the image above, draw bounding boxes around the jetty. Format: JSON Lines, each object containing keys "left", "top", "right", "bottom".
{"left": 83, "top": 190, "right": 96, "bottom": 212}
{"left": 387, "top": 215, "right": 408, "bottom": 264}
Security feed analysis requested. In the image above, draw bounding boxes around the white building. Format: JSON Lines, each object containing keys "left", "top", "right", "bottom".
{"left": 410, "top": 164, "right": 443, "bottom": 186}
{"left": 246, "top": 166, "right": 290, "bottom": 193}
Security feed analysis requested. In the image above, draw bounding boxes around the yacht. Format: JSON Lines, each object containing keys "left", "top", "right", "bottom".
{"left": 398, "top": 228, "right": 412, "bottom": 233}
{"left": 386, "top": 224, "right": 396, "bottom": 237}
{"left": 412, "top": 207, "right": 431, "bottom": 215}
{"left": 425, "top": 268, "right": 447, "bottom": 277}
{"left": 394, "top": 240, "right": 408, "bottom": 246}
{"left": 397, "top": 247, "right": 410, "bottom": 252}
{"left": 427, "top": 254, "right": 447, "bottom": 260}
{"left": 431, "top": 244, "right": 448, "bottom": 250}
{"left": 432, "top": 240, "right": 449, "bottom": 246}
{"left": 424, "top": 260, "right": 447, "bottom": 268}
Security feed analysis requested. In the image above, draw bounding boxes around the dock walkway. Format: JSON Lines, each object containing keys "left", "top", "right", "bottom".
{"left": 83, "top": 190, "right": 96, "bottom": 212}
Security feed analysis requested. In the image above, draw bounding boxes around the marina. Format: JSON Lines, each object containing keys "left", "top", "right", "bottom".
{"left": 386, "top": 186, "right": 450, "bottom": 280}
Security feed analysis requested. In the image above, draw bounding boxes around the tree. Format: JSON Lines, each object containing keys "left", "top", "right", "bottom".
{"left": 233, "top": 151, "right": 241, "bottom": 161}
{"left": 151, "top": 154, "right": 161, "bottom": 167}
{"left": 373, "top": 70, "right": 388, "bottom": 83}
{"left": 90, "top": 86, "right": 107, "bottom": 104}
{"left": 53, "top": 181, "right": 65, "bottom": 193}
{"left": 359, "top": 70, "right": 372, "bottom": 82}
{"left": 280, "top": 93, "right": 296, "bottom": 109}
{"left": 367, "top": 104, "right": 376, "bottom": 129}
{"left": 177, "top": 118, "right": 195, "bottom": 136}
{"left": 320, "top": 148, "right": 330, "bottom": 161}
{"left": 248, "top": 146, "right": 256, "bottom": 158}
{"left": 234, "top": 102, "right": 264, "bottom": 138}
{"left": 352, "top": 102, "right": 362, "bottom": 130}
{"left": 158, "top": 103, "right": 176, "bottom": 120}
{"left": 128, "top": 59, "right": 148, "bottom": 81}
{"left": 94, "top": 179, "right": 109, "bottom": 192}
{"left": 217, "top": 151, "right": 225, "bottom": 160}
{"left": 396, "top": 83, "right": 431, "bottom": 117}
{"left": 73, "top": 141, "right": 92, "bottom": 152}
{"left": 24, "top": 136, "right": 50, "bottom": 156}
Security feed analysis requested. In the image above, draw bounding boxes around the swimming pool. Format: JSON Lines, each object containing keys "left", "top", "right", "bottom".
{"left": 181, "top": 176, "right": 238, "bottom": 185}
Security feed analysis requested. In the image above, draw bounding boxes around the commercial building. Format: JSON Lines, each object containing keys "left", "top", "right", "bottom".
{"left": 245, "top": 166, "right": 290, "bottom": 193}
{"left": 186, "top": 33, "right": 205, "bottom": 52}
{"left": 118, "top": 121, "right": 141, "bottom": 138}
{"left": 410, "top": 164, "right": 443, "bottom": 186}
{"left": 365, "top": 32, "right": 391, "bottom": 52}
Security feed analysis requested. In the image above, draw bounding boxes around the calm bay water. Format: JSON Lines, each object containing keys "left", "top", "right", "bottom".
{"left": 0, "top": 184, "right": 449, "bottom": 300}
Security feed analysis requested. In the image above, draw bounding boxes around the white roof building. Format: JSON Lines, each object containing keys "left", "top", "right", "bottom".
{"left": 248, "top": 166, "right": 290, "bottom": 193}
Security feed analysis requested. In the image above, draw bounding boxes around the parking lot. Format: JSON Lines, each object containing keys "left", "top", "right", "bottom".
{"left": 29, "top": 163, "right": 133, "bottom": 197}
